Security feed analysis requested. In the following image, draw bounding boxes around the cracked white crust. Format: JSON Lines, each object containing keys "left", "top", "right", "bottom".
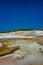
{"left": 8, "top": 40, "right": 43, "bottom": 59}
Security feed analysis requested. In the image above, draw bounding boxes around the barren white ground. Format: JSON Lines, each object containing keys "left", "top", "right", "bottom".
{"left": 0, "top": 40, "right": 43, "bottom": 65}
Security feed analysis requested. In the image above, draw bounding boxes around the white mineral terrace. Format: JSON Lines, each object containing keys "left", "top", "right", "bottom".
{"left": 0, "top": 31, "right": 43, "bottom": 39}
{"left": 0, "top": 35, "right": 35, "bottom": 39}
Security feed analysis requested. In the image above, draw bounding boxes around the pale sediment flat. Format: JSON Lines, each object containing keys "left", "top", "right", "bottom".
{"left": 0, "top": 30, "right": 43, "bottom": 65}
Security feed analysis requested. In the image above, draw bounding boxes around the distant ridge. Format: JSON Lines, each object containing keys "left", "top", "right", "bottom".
{"left": 0, "top": 28, "right": 43, "bottom": 33}
{"left": 0, "top": 28, "right": 34, "bottom": 33}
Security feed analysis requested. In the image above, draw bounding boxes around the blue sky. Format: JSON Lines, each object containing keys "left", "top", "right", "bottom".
{"left": 0, "top": 0, "right": 43, "bottom": 32}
